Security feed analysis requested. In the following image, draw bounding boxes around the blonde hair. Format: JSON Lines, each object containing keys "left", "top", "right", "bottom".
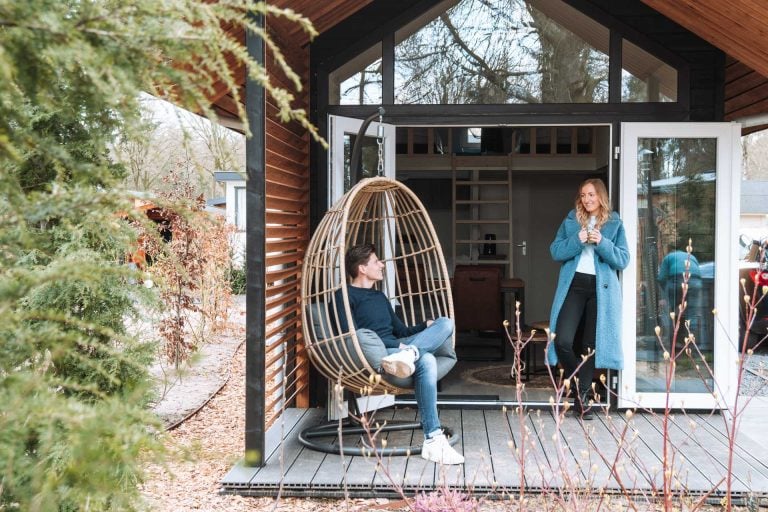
{"left": 575, "top": 178, "right": 611, "bottom": 229}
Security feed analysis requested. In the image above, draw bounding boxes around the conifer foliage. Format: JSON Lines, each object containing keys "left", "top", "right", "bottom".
{"left": 0, "top": 1, "right": 314, "bottom": 509}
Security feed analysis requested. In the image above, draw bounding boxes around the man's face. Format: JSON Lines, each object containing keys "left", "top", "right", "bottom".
{"left": 359, "top": 252, "right": 385, "bottom": 281}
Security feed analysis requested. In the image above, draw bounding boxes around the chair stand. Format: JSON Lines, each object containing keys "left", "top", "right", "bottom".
{"left": 298, "top": 414, "right": 457, "bottom": 456}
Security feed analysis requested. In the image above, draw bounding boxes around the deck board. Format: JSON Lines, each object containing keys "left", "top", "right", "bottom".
{"left": 221, "top": 406, "right": 768, "bottom": 499}
{"left": 433, "top": 409, "right": 464, "bottom": 489}
{"left": 343, "top": 409, "right": 397, "bottom": 488}
{"left": 695, "top": 411, "right": 768, "bottom": 486}
{"left": 250, "top": 408, "right": 326, "bottom": 487}
{"left": 594, "top": 411, "right": 662, "bottom": 497}
{"left": 485, "top": 408, "right": 522, "bottom": 490}
{"left": 220, "top": 407, "right": 309, "bottom": 487}
{"left": 462, "top": 407, "right": 494, "bottom": 491}
{"left": 635, "top": 413, "right": 719, "bottom": 492}
{"left": 372, "top": 408, "right": 419, "bottom": 489}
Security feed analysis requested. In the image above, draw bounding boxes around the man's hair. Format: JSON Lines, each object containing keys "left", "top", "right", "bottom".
{"left": 345, "top": 244, "right": 376, "bottom": 279}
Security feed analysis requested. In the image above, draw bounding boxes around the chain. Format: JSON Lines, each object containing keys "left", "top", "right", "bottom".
{"left": 376, "top": 112, "right": 384, "bottom": 176}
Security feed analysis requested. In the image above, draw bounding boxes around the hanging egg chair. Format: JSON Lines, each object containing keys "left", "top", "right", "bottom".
{"left": 300, "top": 177, "right": 457, "bottom": 455}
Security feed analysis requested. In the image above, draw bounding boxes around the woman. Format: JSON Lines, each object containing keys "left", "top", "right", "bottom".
{"left": 548, "top": 178, "right": 629, "bottom": 419}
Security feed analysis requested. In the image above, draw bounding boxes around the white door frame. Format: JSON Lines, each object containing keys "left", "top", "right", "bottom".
{"left": 326, "top": 114, "right": 397, "bottom": 417}
{"left": 618, "top": 122, "right": 741, "bottom": 410}
{"left": 328, "top": 114, "right": 396, "bottom": 205}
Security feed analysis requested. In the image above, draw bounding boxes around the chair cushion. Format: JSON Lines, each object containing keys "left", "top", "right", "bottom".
{"left": 306, "top": 302, "right": 457, "bottom": 391}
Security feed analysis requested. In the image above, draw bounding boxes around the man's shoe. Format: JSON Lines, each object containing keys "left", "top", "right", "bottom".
{"left": 381, "top": 348, "right": 416, "bottom": 378}
{"left": 421, "top": 434, "right": 464, "bottom": 465}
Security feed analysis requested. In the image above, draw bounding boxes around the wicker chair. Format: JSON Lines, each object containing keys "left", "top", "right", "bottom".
{"left": 300, "top": 177, "right": 457, "bottom": 455}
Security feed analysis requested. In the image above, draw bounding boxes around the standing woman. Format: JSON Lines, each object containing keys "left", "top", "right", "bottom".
{"left": 548, "top": 178, "right": 629, "bottom": 419}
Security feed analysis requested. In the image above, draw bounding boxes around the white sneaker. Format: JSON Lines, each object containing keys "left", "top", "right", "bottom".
{"left": 421, "top": 434, "right": 464, "bottom": 465}
{"left": 381, "top": 348, "right": 416, "bottom": 378}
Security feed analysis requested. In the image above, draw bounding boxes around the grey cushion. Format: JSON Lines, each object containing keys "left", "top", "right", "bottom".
{"left": 306, "top": 302, "right": 457, "bottom": 390}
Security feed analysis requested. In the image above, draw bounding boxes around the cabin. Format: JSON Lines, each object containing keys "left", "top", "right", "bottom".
{"left": 212, "top": 0, "right": 768, "bottom": 498}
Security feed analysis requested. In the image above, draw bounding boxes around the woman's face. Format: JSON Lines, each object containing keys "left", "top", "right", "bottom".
{"left": 580, "top": 183, "right": 600, "bottom": 215}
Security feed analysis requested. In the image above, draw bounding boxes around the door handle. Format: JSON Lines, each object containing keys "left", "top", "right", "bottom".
{"left": 516, "top": 240, "right": 527, "bottom": 256}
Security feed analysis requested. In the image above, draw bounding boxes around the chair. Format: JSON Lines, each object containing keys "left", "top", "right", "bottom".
{"left": 453, "top": 265, "right": 506, "bottom": 360}
{"left": 300, "top": 177, "right": 458, "bottom": 456}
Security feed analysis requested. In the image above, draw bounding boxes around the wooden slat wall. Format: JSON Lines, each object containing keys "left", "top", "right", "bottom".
{"left": 640, "top": 0, "right": 768, "bottom": 80}
{"left": 725, "top": 56, "right": 768, "bottom": 134}
{"left": 263, "top": 22, "right": 311, "bottom": 430}
{"left": 269, "top": 0, "right": 374, "bottom": 46}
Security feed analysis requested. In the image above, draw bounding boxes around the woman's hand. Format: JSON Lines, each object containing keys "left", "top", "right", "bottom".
{"left": 588, "top": 228, "right": 602, "bottom": 245}
{"left": 578, "top": 228, "right": 589, "bottom": 243}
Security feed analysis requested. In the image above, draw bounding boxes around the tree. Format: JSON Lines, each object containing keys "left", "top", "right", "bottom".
{"left": 743, "top": 130, "right": 768, "bottom": 181}
{"left": 0, "top": 1, "right": 316, "bottom": 509}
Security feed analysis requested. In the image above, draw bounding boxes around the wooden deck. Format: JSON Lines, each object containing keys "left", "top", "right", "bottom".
{"left": 221, "top": 406, "right": 768, "bottom": 501}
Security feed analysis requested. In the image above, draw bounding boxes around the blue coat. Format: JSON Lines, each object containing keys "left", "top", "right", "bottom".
{"left": 547, "top": 210, "right": 630, "bottom": 370}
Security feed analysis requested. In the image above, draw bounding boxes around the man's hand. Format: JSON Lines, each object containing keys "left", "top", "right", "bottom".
{"left": 426, "top": 319, "right": 434, "bottom": 327}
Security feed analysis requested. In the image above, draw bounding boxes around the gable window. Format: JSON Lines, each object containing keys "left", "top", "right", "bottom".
{"left": 394, "top": 0, "right": 609, "bottom": 105}
{"left": 330, "top": 0, "right": 680, "bottom": 106}
{"left": 622, "top": 39, "right": 677, "bottom": 103}
{"left": 329, "top": 43, "right": 382, "bottom": 105}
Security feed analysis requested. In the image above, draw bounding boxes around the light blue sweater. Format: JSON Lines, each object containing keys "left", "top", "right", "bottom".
{"left": 547, "top": 209, "right": 630, "bottom": 370}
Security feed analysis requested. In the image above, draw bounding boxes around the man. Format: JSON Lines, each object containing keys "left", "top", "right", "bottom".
{"left": 336, "top": 244, "right": 464, "bottom": 465}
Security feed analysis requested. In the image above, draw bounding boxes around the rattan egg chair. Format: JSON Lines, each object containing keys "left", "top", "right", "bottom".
{"left": 300, "top": 176, "right": 457, "bottom": 455}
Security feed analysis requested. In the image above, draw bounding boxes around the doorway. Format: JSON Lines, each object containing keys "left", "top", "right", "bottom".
{"left": 394, "top": 124, "right": 612, "bottom": 405}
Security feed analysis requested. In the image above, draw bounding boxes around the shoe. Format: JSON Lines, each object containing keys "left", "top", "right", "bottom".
{"left": 571, "top": 394, "right": 594, "bottom": 421}
{"left": 421, "top": 434, "right": 464, "bottom": 465}
{"left": 381, "top": 348, "right": 416, "bottom": 378}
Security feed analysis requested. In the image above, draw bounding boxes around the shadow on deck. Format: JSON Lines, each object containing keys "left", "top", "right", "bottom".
{"left": 221, "top": 406, "right": 768, "bottom": 502}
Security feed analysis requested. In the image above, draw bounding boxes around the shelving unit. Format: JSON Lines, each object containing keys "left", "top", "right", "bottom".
{"left": 451, "top": 155, "right": 513, "bottom": 276}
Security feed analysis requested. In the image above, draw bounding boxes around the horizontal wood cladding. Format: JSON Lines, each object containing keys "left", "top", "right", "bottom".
{"left": 641, "top": 0, "right": 768, "bottom": 80}
{"left": 724, "top": 57, "right": 768, "bottom": 128}
{"left": 268, "top": 0, "right": 373, "bottom": 46}
{"left": 260, "top": 33, "right": 312, "bottom": 417}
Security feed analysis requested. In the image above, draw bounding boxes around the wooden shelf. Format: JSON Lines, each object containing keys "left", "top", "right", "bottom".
{"left": 451, "top": 155, "right": 513, "bottom": 276}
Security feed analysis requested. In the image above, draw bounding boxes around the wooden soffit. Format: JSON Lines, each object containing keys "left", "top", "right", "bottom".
{"left": 268, "top": 0, "right": 374, "bottom": 47}
{"left": 641, "top": 0, "right": 768, "bottom": 132}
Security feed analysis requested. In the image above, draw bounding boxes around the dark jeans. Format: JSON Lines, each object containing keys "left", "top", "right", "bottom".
{"left": 555, "top": 272, "right": 597, "bottom": 397}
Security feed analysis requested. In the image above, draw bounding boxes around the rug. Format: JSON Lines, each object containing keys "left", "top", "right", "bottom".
{"left": 462, "top": 364, "right": 555, "bottom": 388}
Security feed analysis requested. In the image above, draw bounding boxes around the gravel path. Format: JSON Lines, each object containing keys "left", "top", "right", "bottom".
{"left": 139, "top": 298, "right": 400, "bottom": 511}
{"left": 740, "top": 351, "right": 768, "bottom": 397}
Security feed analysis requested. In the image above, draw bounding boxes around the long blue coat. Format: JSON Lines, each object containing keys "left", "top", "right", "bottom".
{"left": 547, "top": 209, "right": 630, "bottom": 370}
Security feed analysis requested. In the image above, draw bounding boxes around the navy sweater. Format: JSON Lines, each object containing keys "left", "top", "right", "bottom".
{"left": 335, "top": 286, "right": 426, "bottom": 348}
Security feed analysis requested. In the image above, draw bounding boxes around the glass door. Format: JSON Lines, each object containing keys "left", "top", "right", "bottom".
{"left": 619, "top": 123, "right": 741, "bottom": 410}
{"left": 328, "top": 114, "right": 396, "bottom": 204}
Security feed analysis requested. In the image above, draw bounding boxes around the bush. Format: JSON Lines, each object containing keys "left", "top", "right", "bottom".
{"left": 0, "top": 0, "right": 317, "bottom": 509}
{"left": 229, "top": 264, "right": 247, "bottom": 295}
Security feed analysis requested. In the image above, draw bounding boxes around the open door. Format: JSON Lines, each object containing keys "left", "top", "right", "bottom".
{"left": 328, "top": 114, "right": 396, "bottom": 204}
{"left": 619, "top": 122, "right": 741, "bottom": 410}
{"left": 326, "top": 114, "right": 397, "bottom": 417}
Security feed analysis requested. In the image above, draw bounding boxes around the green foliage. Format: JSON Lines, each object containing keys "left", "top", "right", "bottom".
{"left": 229, "top": 264, "right": 247, "bottom": 295}
{"left": 0, "top": 0, "right": 317, "bottom": 509}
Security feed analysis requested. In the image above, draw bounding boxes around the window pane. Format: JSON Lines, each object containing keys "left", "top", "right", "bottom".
{"left": 622, "top": 39, "right": 677, "bottom": 102}
{"left": 343, "top": 134, "right": 380, "bottom": 192}
{"left": 394, "top": 0, "right": 609, "bottom": 104}
{"left": 235, "top": 187, "right": 246, "bottom": 231}
{"left": 329, "top": 43, "right": 382, "bottom": 105}
{"left": 635, "top": 138, "right": 716, "bottom": 393}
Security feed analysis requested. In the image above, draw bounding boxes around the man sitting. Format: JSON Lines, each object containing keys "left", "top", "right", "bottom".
{"left": 336, "top": 244, "right": 464, "bottom": 465}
